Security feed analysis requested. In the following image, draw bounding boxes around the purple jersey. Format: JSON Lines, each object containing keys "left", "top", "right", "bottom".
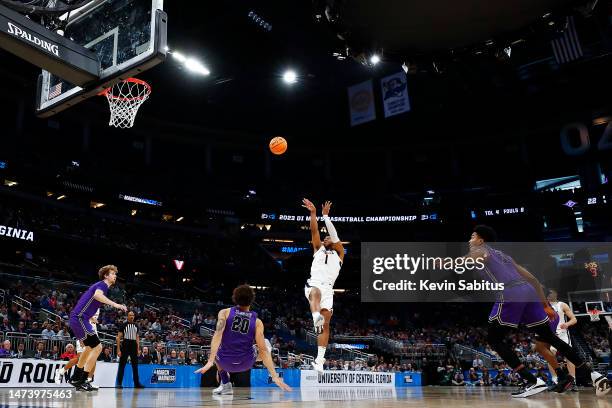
{"left": 217, "top": 307, "right": 257, "bottom": 361}
{"left": 480, "top": 246, "right": 522, "bottom": 284}
{"left": 69, "top": 281, "right": 109, "bottom": 321}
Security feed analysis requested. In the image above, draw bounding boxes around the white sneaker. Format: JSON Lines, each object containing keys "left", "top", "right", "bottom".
{"left": 591, "top": 372, "right": 611, "bottom": 397}
{"left": 54, "top": 368, "right": 65, "bottom": 385}
{"left": 511, "top": 378, "right": 547, "bottom": 398}
{"left": 313, "top": 314, "right": 325, "bottom": 334}
{"left": 213, "top": 383, "right": 233, "bottom": 395}
{"left": 86, "top": 378, "right": 99, "bottom": 390}
{"left": 311, "top": 358, "right": 325, "bottom": 373}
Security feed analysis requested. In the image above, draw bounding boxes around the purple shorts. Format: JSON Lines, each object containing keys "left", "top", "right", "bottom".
{"left": 216, "top": 346, "right": 257, "bottom": 373}
{"left": 69, "top": 315, "right": 95, "bottom": 341}
{"left": 488, "top": 283, "right": 548, "bottom": 328}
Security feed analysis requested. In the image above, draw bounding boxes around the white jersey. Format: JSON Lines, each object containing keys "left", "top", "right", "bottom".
{"left": 309, "top": 246, "right": 342, "bottom": 287}
{"left": 551, "top": 301, "right": 567, "bottom": 335}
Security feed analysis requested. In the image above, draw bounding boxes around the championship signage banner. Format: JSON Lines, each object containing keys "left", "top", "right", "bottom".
{"left": 260, "top": 213, "right": 438, "bottom": 223}
{"left": 300, "top": 370, "right": 395, "bottom": 387}
{"left": 151, "top": 368, "right": 176, "bottom": 384}
{"left": 348, "top": 80, "right": 376, "bottom": 126}
{"left": 381, "top": 72, "right": 410, "bottom": 118}
{"left": 0, "top": 359, "right": 118, "bottom": 388}
{"left": 0, "top": 225, "right": 34, "bottom": 242}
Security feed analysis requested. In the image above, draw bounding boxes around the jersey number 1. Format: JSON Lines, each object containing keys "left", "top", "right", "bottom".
{"left": 231, "top": 316, "right": 250, "bottom": 334}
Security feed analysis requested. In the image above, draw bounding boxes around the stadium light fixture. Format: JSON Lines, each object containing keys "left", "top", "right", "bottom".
{"left": 4, "top": 179, "right": 17, "bottom": 187}
{"left": 176, "top": 216, "right": 184, "bottom": 222}
{"left": 171, "top": 51, "right": 210, "bottom": 76}
{"left": 283, "top": 70, "right": 298, "bottom": 84}
{"left": 370, "top": 54, "right": 381, "bottom": 65}
{"left": 184, "top": 58, "right": 210, "bottom": 76}
{"left": 56, "top": 195, "right": 66, "bottom": 200}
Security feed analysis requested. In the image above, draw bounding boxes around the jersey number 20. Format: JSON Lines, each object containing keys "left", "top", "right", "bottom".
{"left": 231, "top": 316, "right": 250, "bottom": 334}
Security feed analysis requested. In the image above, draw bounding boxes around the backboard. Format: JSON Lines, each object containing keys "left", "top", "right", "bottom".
{"left": 36, "top": 0, "right": 166, "bottom": 117}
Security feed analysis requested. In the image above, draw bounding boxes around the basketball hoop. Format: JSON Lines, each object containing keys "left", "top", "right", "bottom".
{"left": 100, "top": 78, "right": 151, "bottom": 129}
{"left": 589, "top": 309, "right": 601, "bottom": 322}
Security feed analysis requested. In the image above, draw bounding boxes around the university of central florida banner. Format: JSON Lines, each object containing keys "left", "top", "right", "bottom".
{"left": 0, "top": 359, "right": 118, "bottom": 387}
{"left": 300, "top": 370, "right": 395, "bottom": 387}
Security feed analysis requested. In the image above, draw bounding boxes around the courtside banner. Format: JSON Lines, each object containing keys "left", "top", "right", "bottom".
{"left": 300, "top": 370, "right": 395, "bottom": 387}
{"left": 0, "top": 359, "right": 118, "bottom": 387}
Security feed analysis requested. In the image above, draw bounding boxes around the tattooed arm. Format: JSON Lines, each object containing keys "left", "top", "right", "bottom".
{"left": 194, "top": 308, "right": 228, "bottom": 374}
{"left": 208, "top": 308, "right": 229, "bottom": 362}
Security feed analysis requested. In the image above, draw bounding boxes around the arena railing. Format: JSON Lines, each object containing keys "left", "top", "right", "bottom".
{"left": 453, "top": 344, "right": 500, "bottom": 368}
{"left": 169, "top": 315, "right": 191, "bottom": 329}
{"left": 40, "top": 308, "right": 66, "bottom": 324}
{"left": 199, "top": 326, "right": 214, "bottom": 337}
{"left": 12, "top": 295, "right": 31, "bottom": 312}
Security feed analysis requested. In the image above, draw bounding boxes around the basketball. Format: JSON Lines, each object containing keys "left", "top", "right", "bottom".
{"left": 269, "top": 137, "right": 288, "bottom": 155}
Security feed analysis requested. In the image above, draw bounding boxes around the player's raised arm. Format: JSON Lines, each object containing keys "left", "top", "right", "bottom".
{"left": 194, "top": 308, "right": 228, "bottom": 374}
{"left": 93, "top": 289, "right": 127, "bottom": 312}
{"left": 322, "top": 201, "right": 344, "bottom": 260}
{"left": 255, "top": 319, "right": 292, "bottom": 391}
{"left": 302, "top": 198, "right": 321, "bottom": 252}
{"left": 560, "top": 302, "right": 578, "bottom": 329}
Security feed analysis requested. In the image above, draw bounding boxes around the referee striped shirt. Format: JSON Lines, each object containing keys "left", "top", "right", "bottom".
{"left": 120, "top": 322, "right": 139, "bottom": 341}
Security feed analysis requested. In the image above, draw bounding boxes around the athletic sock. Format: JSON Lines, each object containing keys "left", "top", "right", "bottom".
{"left": 517, "top": 367, "right": 537, "bottom": 384}
{"left": 219, "top": 370, "right": 230, "bottom": 384}
{"left": 316, "top": 346, "right": 326, "bottom": 361}
{"left": 555, "top": 367, "right": 567, "bottom": 382}
{"left": 312, "top": 311, "right": 321, "bottom": 323}
{"left": 71, "top": 367, "right": 83, "bottom": 383}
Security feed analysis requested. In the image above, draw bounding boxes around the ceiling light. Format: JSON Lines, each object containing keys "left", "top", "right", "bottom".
{"left": 370, "top": 54, "right": 380, "bottom": 65}
{"left": 184, "top": 58, "right": 210, "bottom": 75}
{"left": 283, "top": 70, "right": 297, "bottom": 84}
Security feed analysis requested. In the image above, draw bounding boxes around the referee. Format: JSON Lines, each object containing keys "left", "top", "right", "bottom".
{"left": 116, "top": 311, "right": 144, "bottom": 388}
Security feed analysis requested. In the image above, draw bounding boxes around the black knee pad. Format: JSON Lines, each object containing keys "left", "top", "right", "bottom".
{"left": 83, "top": 334, "right": 100, "bottom": 348}
{"left": 532, "top": 323, "right": 556, "bottom": 344}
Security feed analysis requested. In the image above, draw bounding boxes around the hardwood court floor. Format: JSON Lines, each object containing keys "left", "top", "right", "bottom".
{"left": 2, "top": 386, "right": 612, "bottom": 407}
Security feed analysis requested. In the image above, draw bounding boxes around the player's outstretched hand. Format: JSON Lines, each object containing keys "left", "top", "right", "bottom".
{"left": 322, "top": 201, "right": 332, "bottom": 216}
{"left": 272, "top": 376, "right": 292, "bottom": 392}
{"left": 116, "top": 304, "right": 128, "bottom": 312}
{"left": 302, "top": 198, "right": 316, "bottom": 213}
{"left": 194, "top": 360, "right": 214, "bottom": 375}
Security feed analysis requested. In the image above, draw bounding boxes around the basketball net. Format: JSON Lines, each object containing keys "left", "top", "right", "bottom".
{"left": 588, "top": 309, "right": 601, "bottom": 322}
{"left": 100, "top": 78, "right": 151, "bottom": 128}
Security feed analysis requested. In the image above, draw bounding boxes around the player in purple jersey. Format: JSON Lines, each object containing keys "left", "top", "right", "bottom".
{"left": 194, "top": 285, "right": 291, "bottom": 394}
{"left": 467, "top": 225, "right": 610, "bottom": 398}
{"left": 68, "top": 265, "right": 127, "bottom": 391}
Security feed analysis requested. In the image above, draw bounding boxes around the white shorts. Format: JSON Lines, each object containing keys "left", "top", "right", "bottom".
{"left": 304, "top": 281, "right": 334, "bottom": 311}
{"left": 551, "top": 331, "right": 571, "bottom": 354}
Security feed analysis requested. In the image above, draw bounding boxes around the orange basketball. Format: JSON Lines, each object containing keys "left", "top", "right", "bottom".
{"left": 269, "top": 137, "right": 288, "bottom": 155}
